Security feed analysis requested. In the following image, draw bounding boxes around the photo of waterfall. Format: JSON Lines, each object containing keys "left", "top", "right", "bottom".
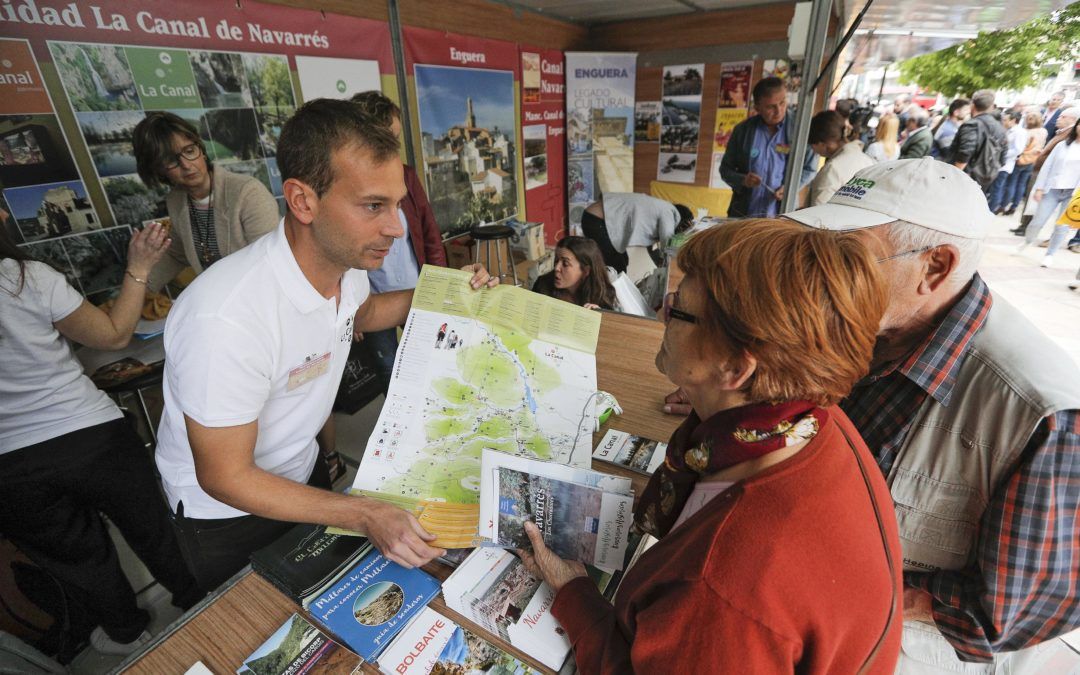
{"left": 190, "top": 51, "right": 253, "bottom": 109}
{"left": 47, "top": 42, "right": 140, "bottom": 112}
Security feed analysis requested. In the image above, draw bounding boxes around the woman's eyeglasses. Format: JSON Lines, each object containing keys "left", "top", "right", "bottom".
{"left": 161, "top": 143, "right": 203, "bottom": 172}
{"left": 662, "top": 291, "right": 697, "bottom": 324}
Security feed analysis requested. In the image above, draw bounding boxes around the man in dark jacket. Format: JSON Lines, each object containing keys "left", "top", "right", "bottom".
{"left": 949, "top": 89, "right": 1007, "bottom": 189}
{"left": 719, "top": 77, "right": 818, "bottom": 218}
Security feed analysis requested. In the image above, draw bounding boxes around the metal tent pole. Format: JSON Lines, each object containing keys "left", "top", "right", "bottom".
{"left": 780, "top": 0, "right": 835, "bottom": 214}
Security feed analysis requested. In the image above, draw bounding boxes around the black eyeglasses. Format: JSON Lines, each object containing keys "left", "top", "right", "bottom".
{"left": 161, "top": 143, "right": 203, "bottom": 172}
{"left": 877, "top": 245, "right": 933, "bottom": 263}
{"left": 663, "top": 291, "right": 697, "bottom": 324}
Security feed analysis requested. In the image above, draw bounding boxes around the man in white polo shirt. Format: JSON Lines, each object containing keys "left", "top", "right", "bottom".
{"left": 156, "top": 99, "right": 496, "bottom": 592}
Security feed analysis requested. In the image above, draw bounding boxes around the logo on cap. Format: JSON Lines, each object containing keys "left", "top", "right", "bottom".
{"left": 835, "top": 177, "right": 875, "bottom": 200}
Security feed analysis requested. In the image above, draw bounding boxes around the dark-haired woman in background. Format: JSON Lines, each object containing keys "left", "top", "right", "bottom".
{"left": 0, "top": 216, "right": 201, "bottom": 655}
{"left": 132, "top": 111, "right": 279, "bottom": 291}
{"left": 807, "top": 110, "right": 875, "bottom": 206}
{"left": 532, "top": 236, "right": 617, "bottom": 310}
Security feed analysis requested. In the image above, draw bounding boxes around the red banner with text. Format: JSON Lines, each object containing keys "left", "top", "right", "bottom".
{"left": 520, "top": 46, "right": 566, "bottom": 245}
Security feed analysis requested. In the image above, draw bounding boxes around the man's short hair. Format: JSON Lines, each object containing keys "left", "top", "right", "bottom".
{"left": 908, "top": 106, "right": 929, "bottom": 127}
{"left": 971, "top": 90, "right": 997, "bottom": 113}
{"left": 677, "top": 218, "right": 885, "bottom": 407}
{"left": 349, "top": 90, "right": 402, "bottom": 128}
{"left": 752, "top": 77, "right": 786, "bottom": 103}
{"left": 277, "top": 98, "right": 399, "bottom": 197}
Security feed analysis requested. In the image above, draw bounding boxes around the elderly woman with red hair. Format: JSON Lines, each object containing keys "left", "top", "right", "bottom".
{"left": 520, "top": 219, "right": 904, "bottom": 673}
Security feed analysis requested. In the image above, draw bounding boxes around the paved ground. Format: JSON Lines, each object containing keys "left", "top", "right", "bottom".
{"left": 980, "top": 213, "right": 1079, "bottom": 366}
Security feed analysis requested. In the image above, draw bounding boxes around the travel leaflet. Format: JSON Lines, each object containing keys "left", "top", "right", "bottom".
{"left": 236, "top": 613, "right": 360, "bottom": 675}
{"left": 377, "top": 606, "right": 536, "bottom": 674}
{"left": 308, "top": 550, "right": 441, "bottom": 662}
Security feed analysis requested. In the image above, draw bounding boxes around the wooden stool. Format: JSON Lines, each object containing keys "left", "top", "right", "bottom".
{"left": 471, "top": 223, "right": 519, "bottom": 286}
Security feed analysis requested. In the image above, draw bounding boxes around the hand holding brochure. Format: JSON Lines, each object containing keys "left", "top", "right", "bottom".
{"left": 480, "top": 449, "right": 634, "bottom": 570}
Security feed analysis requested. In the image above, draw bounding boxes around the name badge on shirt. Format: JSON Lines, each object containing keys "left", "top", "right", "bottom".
{"left": 775, "top": 143, "right": 791, "bottom": 155}
{"left": 287, "top": 352, "right": 332, "bottom": 391}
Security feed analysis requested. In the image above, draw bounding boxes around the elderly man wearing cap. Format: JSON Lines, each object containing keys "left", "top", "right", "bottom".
{"left": 666, "top": 158, "right": 1080, "bottom": 673}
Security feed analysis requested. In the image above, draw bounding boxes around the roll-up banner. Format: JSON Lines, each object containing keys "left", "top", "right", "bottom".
{"left": 564, "top": 52, "right": 635, "bottom": 233}
{"left": 519, "top": 46, "right": 565, "bottom": 245}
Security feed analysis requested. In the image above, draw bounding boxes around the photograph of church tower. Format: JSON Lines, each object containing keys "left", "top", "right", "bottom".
{"left": 414, "top": 64, "right": 518, "bottom": 236}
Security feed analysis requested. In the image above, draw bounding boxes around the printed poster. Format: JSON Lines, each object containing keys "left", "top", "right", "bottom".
{"left": 718, "top": 61, "right": 752, "bottom": 109}
{"left": 565, "top": 52, "right": 636, "bottom": 231}
{"left": 658, "top": 63, "right": 703, "bottom": 184}
{"left": 520, "top": 46, "right": 565, "bottom": 245}
{"left": 0, "top": 37, "right": 123, "bottom": 305}
{"left": 49, "top": 40, "right": 297, "bottom": 226}
{"left": 634, "top": 100, "right": 661, "bottom": 142}
{"left": 295, "top": 55, "right": 381, "bottom": 100}
{"left": 404, "top": 27, "right": 521, "bottom": 238}
{"left": 2, "top": 0, "right": 394, "bottom": 292}
{"left": 709, "top": 61, "right": 753, "bottom": 193}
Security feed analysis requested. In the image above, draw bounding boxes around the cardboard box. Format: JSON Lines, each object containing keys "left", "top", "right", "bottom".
{"left": 512, "top": 248, "right": 554, "bottom": 289}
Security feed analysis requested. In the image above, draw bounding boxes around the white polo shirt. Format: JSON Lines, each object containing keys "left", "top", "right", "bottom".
{"left": 156, "top": 220, "right": 369, "bottom": 519}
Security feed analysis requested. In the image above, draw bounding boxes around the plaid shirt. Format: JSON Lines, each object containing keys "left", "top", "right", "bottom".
{"left": 842, "top": 274, "right": 1080, "bottom": 662}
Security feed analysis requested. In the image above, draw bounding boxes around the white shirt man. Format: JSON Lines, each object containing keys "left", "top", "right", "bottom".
{"left": 154, "top": 99, "right": 495, "bottom": 591}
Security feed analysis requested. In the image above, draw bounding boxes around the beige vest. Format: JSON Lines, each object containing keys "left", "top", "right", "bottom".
{"left": 887, "top": 297, "right": 1080, "bottom": 574}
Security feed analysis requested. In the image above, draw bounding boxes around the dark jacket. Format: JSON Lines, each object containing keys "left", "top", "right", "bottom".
{"left": 899, "top": 126, "right": 933, "bottom": 159}
{"left": 948, "top": 114, "right": 1007, "bottom": 167}
{"left": 719, "top": 113, "right": 818, "bottom": 217}
{"left": 402, "top": 165, "right": 447, "bottom": 267}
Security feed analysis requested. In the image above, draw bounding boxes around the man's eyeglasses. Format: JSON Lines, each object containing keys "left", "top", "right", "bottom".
{"left": 877, "top": 246, "right": 933, "bottom": 263}
{"left": 161, "top": 143, "right": 203, "bottom": 172}
{"left": 663, "top": 291, "right": 697, "bottom": 325}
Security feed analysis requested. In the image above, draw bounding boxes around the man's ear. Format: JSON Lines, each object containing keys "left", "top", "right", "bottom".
{"left": 282, "top": 178, "right": 316, "bottom": 225}
{"left": 918, "top": 245, "right": 959, "bottom": 295}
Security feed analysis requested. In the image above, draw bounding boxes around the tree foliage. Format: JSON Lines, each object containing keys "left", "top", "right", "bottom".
{"left": 898, "top": 3, "right": 1080, "bottom": 96}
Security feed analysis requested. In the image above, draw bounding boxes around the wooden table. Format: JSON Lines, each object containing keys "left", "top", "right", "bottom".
{"left": 120, "top": 311, "right": 678, "bottom": 675}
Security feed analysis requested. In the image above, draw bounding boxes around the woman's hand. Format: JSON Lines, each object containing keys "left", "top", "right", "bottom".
{"left": 460, "top": 263, "right": 500, "bottom": 289}
{"left": 517, "top": 521, "right": 587, "bottom": 593}
{"left": 127, "top": 222, "right": 171, "bottom": 278}
{"left": 1033, "top": 189, "right": 1044, "bottom": 203}
{"left": 662, "top": 387, "right": 693, "bottom": 415}
{"left": 583, "top": 303, "right": 601, "bottom": 310}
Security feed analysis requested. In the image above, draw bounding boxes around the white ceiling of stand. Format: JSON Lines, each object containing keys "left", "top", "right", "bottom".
{"left": 503, "top": 0, "right": 1070, "bottom": 69}
{"left": 845, "top": 0, "right": 1074, "bottom": 70}
{"left": 502, "top": 0, "right": 756, "bottom": 24}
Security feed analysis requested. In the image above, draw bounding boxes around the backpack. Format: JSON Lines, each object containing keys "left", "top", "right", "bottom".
{"left": 967, "top": 116, "right": 1007, "bottom": 188}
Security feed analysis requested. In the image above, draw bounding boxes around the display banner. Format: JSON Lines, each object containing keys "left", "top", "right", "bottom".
{"left": 403, "top": 27, "right": 522, "bottom": 238}
{"left": 564, "top": 52, "right": 635, "bottom": 232}
{"left": 709, "top": 61, "right": 752, "bottom": 190}
{"left": 0, "top": 37, "right": 121, "bottom": 304}
{"left": 295, "top": 55, "right": 382, "bottom": 101}
{"left": 658, "top": 63, "right": 704, "bottom": 184}
{"left": 519, "top": 46, "right": 565, "bottom": 245}
{"left": 1, "top": 0, "right": 393, "bottom": 233}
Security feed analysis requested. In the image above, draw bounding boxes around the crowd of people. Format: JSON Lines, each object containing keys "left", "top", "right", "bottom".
{"left": 1, "top": 83, "right": 1079, "bottom": 675}
{"left": 819, "top": 88, "right": 1080, "bottom": 282}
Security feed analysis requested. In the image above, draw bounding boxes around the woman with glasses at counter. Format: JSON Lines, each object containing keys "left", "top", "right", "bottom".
{"left": 132, "top": 112, "right": 279, "bottom": 291}
{"left": 519, "top": 219, "right": 904, "bottom": 674}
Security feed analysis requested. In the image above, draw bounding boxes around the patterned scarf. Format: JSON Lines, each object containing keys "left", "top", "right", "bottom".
{"left": 635, "top": 400, "right": 826, "bottom": 538}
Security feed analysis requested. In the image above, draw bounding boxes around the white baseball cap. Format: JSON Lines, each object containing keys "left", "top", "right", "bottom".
{"left": 784, "top": 158, "right": 993, "bottom": 239}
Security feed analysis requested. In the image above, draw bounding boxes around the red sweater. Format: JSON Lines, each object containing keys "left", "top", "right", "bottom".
{"left": 402, "top": 165, "right": 447, "bottom": 267}
{"left": 552, "top": 407, "right": 903, "bottom": 674}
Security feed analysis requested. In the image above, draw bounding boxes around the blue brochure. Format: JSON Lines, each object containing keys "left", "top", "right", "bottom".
{"left": 308, "top": 550, "right": 441, "bottom": 662}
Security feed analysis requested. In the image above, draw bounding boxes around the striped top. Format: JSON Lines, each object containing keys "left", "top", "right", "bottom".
{"left": 188, "top": 195, "right": 221, "bottom": 269}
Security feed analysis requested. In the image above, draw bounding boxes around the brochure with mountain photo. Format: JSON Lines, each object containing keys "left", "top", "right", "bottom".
{"left": 480, "top": 450, "right": 634, "bottom": 570}
{"left": 377, "top": 606, "right": 537, "bottom": 674}
{"left": 308, "top": 550, "right": 441, "bottom": 662}
{"left": 592, "top": 429, "right": 667, "bottom": 475}
{"left": 236, "top": 613, "right": 360, "bottom": 675}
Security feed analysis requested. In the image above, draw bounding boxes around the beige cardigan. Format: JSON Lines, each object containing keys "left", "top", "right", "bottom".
{"left": 148, "top": 166, "right": 279, "bottom": 291}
